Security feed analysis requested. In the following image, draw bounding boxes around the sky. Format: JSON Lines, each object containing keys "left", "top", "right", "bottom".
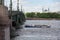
{"left": 4, "top": 0, "right": 60, "bottom": 12}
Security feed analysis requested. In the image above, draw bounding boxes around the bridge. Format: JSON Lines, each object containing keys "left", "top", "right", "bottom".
{"left": 0, "top": 0, "right": 25, "bottom": 40}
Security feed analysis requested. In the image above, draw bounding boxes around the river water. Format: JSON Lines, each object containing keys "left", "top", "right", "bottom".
{"left": 12, "top": 20, "right": 60, "bottom": 40}
{"left": 24, "top": 20, "right": 60, "bottom": 28}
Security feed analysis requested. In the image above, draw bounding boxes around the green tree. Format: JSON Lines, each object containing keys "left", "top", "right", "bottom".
{"left": 26, "top": 12, "right": 60, "bottom": 18}
{"left": 26, "top": 12, "right": 35, "bottom": 18}
{"left": 36, "top": 12, "right": 40, "bottom": 18}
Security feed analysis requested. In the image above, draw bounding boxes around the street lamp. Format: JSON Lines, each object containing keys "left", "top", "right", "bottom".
{"left": 17, "top": 0, "right": 19, "bottom": 11}
{"left": 0, "top": 0, "right": 4, "bottom": 5}
{"left": 10, "top": 0, "right": 12, "bottom": 27}
{"left": 17, "top": 0, "right": 19, "bottom": 23}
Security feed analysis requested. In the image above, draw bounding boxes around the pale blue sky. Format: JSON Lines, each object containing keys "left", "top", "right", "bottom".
{"left": 5, "top": 0, "right": 60, "bottom": 12}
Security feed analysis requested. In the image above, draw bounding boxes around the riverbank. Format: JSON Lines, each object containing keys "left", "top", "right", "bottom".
{"left": 26, "top": 18, "right": 60, "bottom": 20}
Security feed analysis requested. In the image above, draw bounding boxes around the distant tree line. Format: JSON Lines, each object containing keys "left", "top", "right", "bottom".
{"left": 25, "top": 12, "right": 60, "bottom": 18}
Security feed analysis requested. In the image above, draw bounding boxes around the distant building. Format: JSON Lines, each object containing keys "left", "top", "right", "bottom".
{"left": 42, "top": 8, "right": 50, "bottom": 13}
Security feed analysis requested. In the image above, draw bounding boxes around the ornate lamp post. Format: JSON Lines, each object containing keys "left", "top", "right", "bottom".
{"left": 0, "top": 0, "right": 4, "bottom": 5}
{"left": 10, "top": 0, "right": 12, "bottom": 27}
{"left": 10, "top": 0, "right": 12, "bottom": 17}
{"left": 17, "top": 0, "right": 19, "bottom": 11}
{"left": 17, "top": 0, "right": 19, "bottom": 23}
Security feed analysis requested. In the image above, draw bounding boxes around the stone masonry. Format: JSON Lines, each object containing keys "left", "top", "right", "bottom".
{"left": 0, "top": 5, "right": 10, "bottom": 40}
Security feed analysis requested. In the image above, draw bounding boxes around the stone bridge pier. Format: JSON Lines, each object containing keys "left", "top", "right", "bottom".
{"left": 0, "top": 5, "right": 10, "bottom": 40}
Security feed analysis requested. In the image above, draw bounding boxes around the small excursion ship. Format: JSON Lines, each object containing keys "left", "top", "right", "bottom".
{"left": 25, "top": 24, "right": 50, "bottom": 28}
